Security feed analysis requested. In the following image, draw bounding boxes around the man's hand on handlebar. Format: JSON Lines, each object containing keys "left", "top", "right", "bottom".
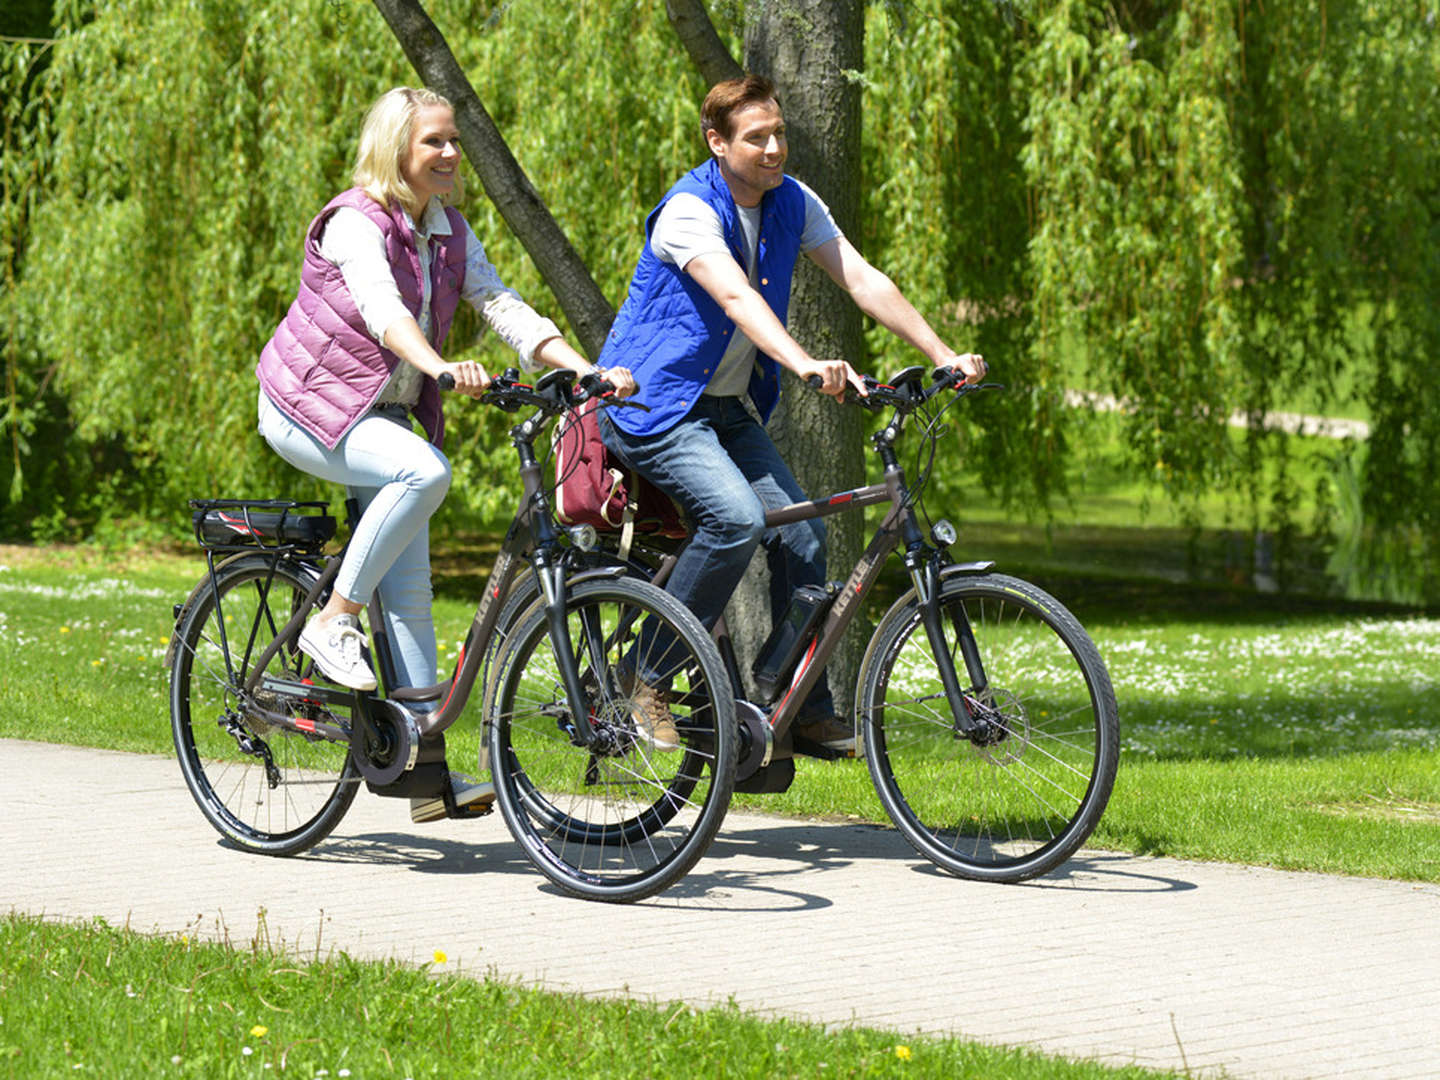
{"left": 593, "top": 365, "right": 637, "bottom": 399}
{"left": 796, "top": 357, "right": 868, "bottom": 399}
{"left": 439, "top": 360, "right": 492, "bottom": 398}
{"left": 941, "top": 352, "right": 987, "bottom": 386}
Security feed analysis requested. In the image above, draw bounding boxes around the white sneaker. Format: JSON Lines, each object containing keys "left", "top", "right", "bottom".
{"left": 297, "top": 613, "right": 377, "bottom": 691}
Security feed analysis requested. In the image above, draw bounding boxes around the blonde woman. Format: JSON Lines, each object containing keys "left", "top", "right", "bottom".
{"left": 256, "top": 86, "right": 632, "bottom": 700}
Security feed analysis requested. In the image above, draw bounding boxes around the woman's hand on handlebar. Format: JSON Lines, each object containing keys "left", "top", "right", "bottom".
{"left": 796, "top": 357, "right": 867, "bottom": 399}
{"left": 439, "top": 360, "right": 491, "bottom": 398}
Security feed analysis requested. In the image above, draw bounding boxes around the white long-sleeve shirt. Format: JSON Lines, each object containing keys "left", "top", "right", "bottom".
{"left": 319, "top": 197, "right": 559, "bottom": 405}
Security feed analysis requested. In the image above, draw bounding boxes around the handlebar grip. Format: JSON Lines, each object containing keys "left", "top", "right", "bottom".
{"left": 437, "top": 372, "right": 455, "bottom": 392}
{"left": 805, "top": 374, "right": 824, "bottom": 390}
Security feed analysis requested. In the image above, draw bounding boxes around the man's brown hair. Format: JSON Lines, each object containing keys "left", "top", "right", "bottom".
{"left": 700, "top": 73, "right": 780, "bottom": 143}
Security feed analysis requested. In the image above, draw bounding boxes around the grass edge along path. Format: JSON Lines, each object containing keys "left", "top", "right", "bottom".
{"left": 0, "top": 912, "right": 1180, "bottom": 1080}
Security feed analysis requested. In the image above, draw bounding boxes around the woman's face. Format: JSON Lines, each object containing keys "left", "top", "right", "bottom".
{"left": 401, "top": 103, "right": 461, "bottom": 208}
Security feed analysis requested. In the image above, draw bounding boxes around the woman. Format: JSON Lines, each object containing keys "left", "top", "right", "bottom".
{"left": 256, "top": 86, "right": 632, "bottom": 700}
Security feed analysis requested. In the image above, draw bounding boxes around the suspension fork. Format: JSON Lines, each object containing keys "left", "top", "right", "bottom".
{"left": 535, "top": 553, "right": 602, "bottom": 746}
{"left": 909, "top": 553, "right": 987, "bottom": 737}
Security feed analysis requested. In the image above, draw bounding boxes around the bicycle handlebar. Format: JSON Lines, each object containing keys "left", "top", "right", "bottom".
{"left": 806, "top": 365, "right": 1002, "bottom": 412}
{"left": 436, "top": 368, "right": 650, "bottom": 415}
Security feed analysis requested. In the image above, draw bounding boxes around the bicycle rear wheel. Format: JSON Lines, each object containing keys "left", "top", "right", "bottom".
{"left": 858, "top": 572, "right": 1118, "bottom": 882}
{"left": 170, "top": 554, "right": 360, "bottom": 855}
{"left": 486, "top": 576, "right": 735, "bottom": 902}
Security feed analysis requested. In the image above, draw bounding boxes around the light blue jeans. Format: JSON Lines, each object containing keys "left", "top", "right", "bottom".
{"left": 258, "top": 389, "right": 450, "bottom": 700}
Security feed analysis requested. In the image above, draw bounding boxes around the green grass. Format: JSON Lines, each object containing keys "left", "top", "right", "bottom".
{"left": 0, "top": 912, "right": 1178, "bottom": 1080}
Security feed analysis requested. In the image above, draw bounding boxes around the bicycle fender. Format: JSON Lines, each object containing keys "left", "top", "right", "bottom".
{"left": 940, "top": 560, "right": 996, "bottom": 578}
{"left": 565, "top": 563, "right": 632, "bottom": 586}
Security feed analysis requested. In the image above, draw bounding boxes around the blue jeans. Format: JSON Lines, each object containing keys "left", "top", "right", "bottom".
{"left": 600, "top": 396, "right": 834, "bottom": 714}
{"left": 258, "top": 389, "right": 449, "bottom": 702}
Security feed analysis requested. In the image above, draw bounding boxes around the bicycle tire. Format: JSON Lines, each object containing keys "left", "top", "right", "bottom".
{"left": 170, "top": 554, "right": 360, "bottom": 855}
{"left": 486, "top": 576, "right": 735, "bottom": 902}
{"left": 858, "top": 572, "right": 1118, "bottom": 882}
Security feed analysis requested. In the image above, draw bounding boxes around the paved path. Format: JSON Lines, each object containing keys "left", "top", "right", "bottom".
{"left": 4, "top": 739, "right": 1436, "bottom": 1079}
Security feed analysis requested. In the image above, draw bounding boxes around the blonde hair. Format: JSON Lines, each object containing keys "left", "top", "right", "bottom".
{"left": 352, "top": 87, "right": 464, "bottom": 213}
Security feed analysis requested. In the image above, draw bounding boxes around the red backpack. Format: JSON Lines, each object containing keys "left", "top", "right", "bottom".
{"left": 553, "top": 398, "right": 687, "bottom": 552}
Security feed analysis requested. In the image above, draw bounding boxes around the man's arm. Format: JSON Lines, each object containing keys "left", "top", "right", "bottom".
{"left": 684, "top": 251, "right": 863, "bottom": 397}
{"left": 805, "top": 236, "right": 986, "bottom": 383}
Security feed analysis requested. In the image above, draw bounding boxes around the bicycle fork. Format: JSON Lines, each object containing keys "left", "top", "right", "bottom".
{"left": 534, "top": 556, "right": 608, "bottom": 750}
{"left": 909, "top": 556, "right": 1002, "bottom": 745}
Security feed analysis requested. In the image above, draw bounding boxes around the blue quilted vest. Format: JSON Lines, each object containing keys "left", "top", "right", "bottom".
{"left": 598, "top": 158, "right": 805, "bottom": 436}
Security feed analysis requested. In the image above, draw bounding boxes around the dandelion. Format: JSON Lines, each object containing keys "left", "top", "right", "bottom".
{"left": 433, "top": 949, "right": 448, "bottom": 964}
{"left": 895, "top": 1044, "right": 912, "bottom": 1061}
{"left": 242, "top": 1047, "right": 253, "bottom": 1057}
{"left": 250, "top": 1025, "right": 268, "bottom": 1038}
{"left": 60, "top": 626, "right": 71, "bottom": 634}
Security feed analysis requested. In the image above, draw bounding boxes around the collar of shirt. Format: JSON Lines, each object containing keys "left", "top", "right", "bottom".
{"left": 400, "top": 197, "right": 454, "bottom": 242}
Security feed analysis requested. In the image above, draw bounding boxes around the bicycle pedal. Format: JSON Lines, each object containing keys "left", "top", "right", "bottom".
{"left": 410, "top": 776, "right": 496, "bottom": 823}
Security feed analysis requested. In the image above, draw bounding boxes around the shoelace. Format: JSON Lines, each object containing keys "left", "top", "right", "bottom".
{"left": 329, "top": 621, "right": 364, "bottom": 671}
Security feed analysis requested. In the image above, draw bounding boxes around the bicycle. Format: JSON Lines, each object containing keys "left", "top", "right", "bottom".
{"left": 571, "top": 363, "right": 1120, "bottom": 883}
{"left": 166, "top": 369, "right": 736, "bottom": 903}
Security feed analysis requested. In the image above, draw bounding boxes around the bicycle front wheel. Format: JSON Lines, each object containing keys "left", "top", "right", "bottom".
{"left": 486, "top": 576, "right": 735, "bottom": 902}
{"left": 858, "top": 572, "right": 1118, "bottom": 882}
{"left": 170, "top": 555, "right": 360, "bottom": 856}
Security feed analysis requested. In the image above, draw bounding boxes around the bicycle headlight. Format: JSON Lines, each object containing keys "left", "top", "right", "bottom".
{"left": 931, "top": 519, "right": 958, "bottom": 547}
{"left": 568, "top": 524, "right": 598, "bottom": 552}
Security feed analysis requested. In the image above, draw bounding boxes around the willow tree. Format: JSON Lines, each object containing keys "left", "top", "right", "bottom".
{"left": 6, "top": 0, "right": 1437, "bottom": 606}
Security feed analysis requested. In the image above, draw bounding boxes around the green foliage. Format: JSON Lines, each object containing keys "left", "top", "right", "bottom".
{"left": 2, "top": 0, "right": 1438, "bottom": 604}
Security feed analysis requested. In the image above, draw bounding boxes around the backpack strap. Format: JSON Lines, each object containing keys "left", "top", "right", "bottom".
{"left": 618, "top": 478, "right": 638, "bottom": 562}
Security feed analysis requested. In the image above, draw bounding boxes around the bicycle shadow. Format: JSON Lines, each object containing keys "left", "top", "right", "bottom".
{"left": 281, "top": 821, "right": 1196, "bottom": 907}
{"left": 289, "top": 829, "right": 541, "bottom": 881}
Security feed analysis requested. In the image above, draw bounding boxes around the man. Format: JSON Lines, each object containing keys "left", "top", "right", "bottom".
{"left": 598, "top": 74, "right": 985, "bottom": 755}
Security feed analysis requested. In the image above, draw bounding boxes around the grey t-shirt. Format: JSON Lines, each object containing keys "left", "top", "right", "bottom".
{"left": 649, "top": 178, "right": 842, "bottom": 398}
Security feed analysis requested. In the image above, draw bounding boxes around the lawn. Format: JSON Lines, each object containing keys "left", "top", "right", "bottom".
{"left": 0, "top": 912, "right": 1179, "bottom": 1080}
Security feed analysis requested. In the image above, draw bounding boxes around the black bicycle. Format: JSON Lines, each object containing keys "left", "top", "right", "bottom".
{"left": 166, "top": 369, "right": 736, "bottom": 902}
{"left": 566, "top": 364, "right": 1120, "bottom": 883}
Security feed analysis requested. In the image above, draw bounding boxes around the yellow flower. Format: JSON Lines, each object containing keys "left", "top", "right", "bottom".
{"left": 433, "top": 949, "right": 448, "bottom": 964}
{"left": 60, "top": 626, "right": 71, "bottom": 634}
{"left": 895, "top": 1045, "right": 912, "bottom": 1061}
{"left": 250, "top": 1025, "right": 268, "bottom": 1038}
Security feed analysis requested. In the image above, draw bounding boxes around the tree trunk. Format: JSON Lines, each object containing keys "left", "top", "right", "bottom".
{"left": 725, "top": 0, "right": 869, "bottom": 715}
{"left": 665, "top": 0, "right": 743, "bottom": 85}
{"left": 370, "top": 0, "right": 615, "bottom": 358}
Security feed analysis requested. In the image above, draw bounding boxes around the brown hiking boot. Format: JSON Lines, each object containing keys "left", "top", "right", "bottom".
{"left": 619, "top": 671, "right": 680, "bottom": 752}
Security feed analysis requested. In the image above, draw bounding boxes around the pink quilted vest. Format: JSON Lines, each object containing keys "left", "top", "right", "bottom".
{"left": 256, "top": 188, "right": 468, "bottom": 449}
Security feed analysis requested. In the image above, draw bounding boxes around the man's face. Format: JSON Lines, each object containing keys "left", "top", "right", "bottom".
{"left": 708, "top": 99, "right": 787, "bottom": 206}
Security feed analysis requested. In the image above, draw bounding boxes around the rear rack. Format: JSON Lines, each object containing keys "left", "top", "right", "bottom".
{"left": 189, "top": 498, "right": 336, "bottom": 553}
